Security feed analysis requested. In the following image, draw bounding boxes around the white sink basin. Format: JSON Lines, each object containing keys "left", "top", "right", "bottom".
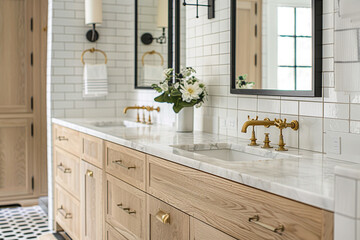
{"left": 91, "top": 120, "right": 148, "bottom": 128}
{"left": 171, "top": 143, "right": 274, "bottom": 162}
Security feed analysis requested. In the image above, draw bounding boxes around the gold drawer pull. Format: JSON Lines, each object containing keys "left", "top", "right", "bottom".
{"left": 249, "top": 215, "right": 284, "bottom": 234}
{"left": 57, "top": 163, "right": 71, "bottom": 173}
{"left": 86, "top": 170, "right": 93, "bottom": 177}
{"left": 57, "top": 136, "right": 69, "bottom": 141}
{"left": 117, "top": 203, "right": 136, "bottom": 215}
{"left": 57, "top": 206, "right": 72, "bottom": 219}
{"left": 156, "top": 210, "right": 170, "bottom": 224}
{"left": 112, "top": 160, "right": 136, "bottom": 170}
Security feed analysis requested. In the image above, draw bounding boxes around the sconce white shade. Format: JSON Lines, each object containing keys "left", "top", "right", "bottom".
{"left": 157, "top": 0, "right": 168, "bottom": 28}
{"left": 85, "top": 0, "right": 103, "bottom": 25}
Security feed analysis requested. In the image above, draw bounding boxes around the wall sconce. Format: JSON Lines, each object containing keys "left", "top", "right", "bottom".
{"left": 85, "top": 0, "right": 103, "bottom": 42}
{"left": 141, "top": 0, "right": 168, "bottom": 45}
{"left": 183, "top": 0, "right": 215, "bottom": 19}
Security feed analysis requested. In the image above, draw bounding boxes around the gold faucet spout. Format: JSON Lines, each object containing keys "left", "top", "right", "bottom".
{"left": 123, "top": 106, "right": 143, "bottom": 114}
{"left": 241, "top": 118, "right": 275, "bottom": 133}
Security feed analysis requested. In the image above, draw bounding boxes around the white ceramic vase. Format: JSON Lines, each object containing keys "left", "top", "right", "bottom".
{"left": 176, "top": 107, "right": 194, "bottom": 132}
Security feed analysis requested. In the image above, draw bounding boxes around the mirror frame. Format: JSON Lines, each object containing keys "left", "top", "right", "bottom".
{"left": 230, "top": 0, "right": 323, "bottom": 97}
{"left": 134, "top": 0, "right": 173, "bottom": 89}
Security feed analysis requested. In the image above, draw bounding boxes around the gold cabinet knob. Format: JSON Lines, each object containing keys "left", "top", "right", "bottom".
{"left": 86, "top": 170, "right": 93, "bottom": 177}
{"left": 156, "top": 210, "right": 170, "bottom": 224}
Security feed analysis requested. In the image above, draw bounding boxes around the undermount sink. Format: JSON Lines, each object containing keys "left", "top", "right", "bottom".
{"left": 90, "top": 120, "right": 147, "bottom": 128}
{"left": 171, "top": 143, "right": 273, "bottom": 162}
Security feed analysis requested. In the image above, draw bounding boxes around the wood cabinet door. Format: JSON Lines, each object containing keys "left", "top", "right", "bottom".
{"left": 147, "top": 195, "right": 189, "bottom": 240}
{"left": 0, "top": 0, "right": 33, "bottom": 113}
{"left": 0, "top": 119, "right": 33, "bottom": 197}
{"left": 80, "top": 160, "right": 103, "bottom": 240}
{"left": 190, "top": 218, "right": 237, "bottom": 240}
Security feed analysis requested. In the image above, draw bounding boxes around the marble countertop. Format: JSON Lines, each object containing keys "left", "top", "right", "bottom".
{"left": 52, "top": 118, "right": 358, "bottom": 211}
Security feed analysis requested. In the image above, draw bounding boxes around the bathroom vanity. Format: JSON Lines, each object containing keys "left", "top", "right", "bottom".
{"left": 51, "top": 118, "right": 345, "bottom": 240}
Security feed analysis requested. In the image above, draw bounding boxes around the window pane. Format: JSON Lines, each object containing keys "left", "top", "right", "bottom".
{"left": 296, "top": 8, "right": 312, "bottom": 36}
{"left": 296, "top": 38, "right": 312, "bottom": 66}
{"left": 278, "top": 7, "right": 294, "bottom": 36}
{"left": 278, "top": 67, "right": 295, "bottom": 90}
{"left": 296, "top": 68, "right": 312, "bottom": 90}
{"left": 278, "top": 37, "right": 295, "bottom": 66}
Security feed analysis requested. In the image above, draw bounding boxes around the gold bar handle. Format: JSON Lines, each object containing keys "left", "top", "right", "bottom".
{"left": 57, "top": 136, "right": 68, "bottom": 141}
{"left": 112, "top": 160, "right": 136, "bottom": 170}
{"left": 117, "top": 203, "right": 136, "bottom": 214}
{"left": 156, "top": 210, "right": 170, "bottom": 224}
{"left": 57, "top": 206, "right": 72, "bottom": 219}
{"left": 249, "top": 215, "right": 284, "bottom": 234}
{"left": 86, "top": 170, "right": 93, "bottom": 177}
{"left": 57, "top": 163, "right": 71, "bottom": 173}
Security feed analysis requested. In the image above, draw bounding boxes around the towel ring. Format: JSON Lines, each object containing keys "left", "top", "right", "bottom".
{"left": 141, "top": 50, "right": 164, "bottom": 66}
{"left": 81, "top": 48, "right": 108, "bottom": 65}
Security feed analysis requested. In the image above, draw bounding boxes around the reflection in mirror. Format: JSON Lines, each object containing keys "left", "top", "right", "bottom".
{"left": 135, "top": 0, "right": 172, "bottom": 89}
{"left": 231, "top": 0, "right": 322, "bottom": 96}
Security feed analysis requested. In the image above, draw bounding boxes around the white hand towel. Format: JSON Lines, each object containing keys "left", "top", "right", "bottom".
{"left": 339, "top": 0, "right": 360, "bottom": 19}
{"left": 83, "top": 63, "right": 108, "bottom": 98}
{"left": 143, "top": 64, "right": 164, "bottom": 85}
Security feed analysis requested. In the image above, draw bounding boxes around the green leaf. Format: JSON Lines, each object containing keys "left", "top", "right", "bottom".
{"left": 154, "top": 93, "right": 166, "bottom": 102}
{"left": 173, "top": 103, "right": 183, "bottom": 113}
{"left": 170, "top": 90, "right": 182, "bottom": 97}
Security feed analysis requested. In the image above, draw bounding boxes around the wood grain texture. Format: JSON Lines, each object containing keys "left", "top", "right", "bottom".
{"left": 0, "top": 119, "right": 32, "bottom": 197}
{"left": 54, "top": 147, "right": 80, "bottom": 200}
{"left": 53, "top": 124, "right": 81, "bottom": 157}
{"left": 80, "top": 160, "right": 103, "bottom": 240}
{"left": 147, "top": 155, "right": 333, "bottom": 240}
{"left": 105, "top": 141, "right": 146, "bottom": 191}
{"left": 190, "top": 217, "right": 236, "bottom": 240}
{"left": 81, "top": 133, "right": 103, "bottom": 169}
{"left": 55, "top": 184, "right": 80, "bottom": 240}
{"left": 106, "top": 174, "right": 146, "bottom": 240}
{"left": 106, "top": 223, "right": 129, "bottom": 240}
{"left": 147, "top": 195, "right": 189, "bottom": 240}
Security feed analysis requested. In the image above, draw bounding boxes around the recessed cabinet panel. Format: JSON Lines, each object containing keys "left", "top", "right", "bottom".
{"left": 190, "top": 218, "right": 236, "bottom": 240}
{"left": 53, "top": 124, "right": 81, "bottom": 157}
{"left": 106, "top": 174, "right": 146, "bottom": 240}
{"left": 0, "top": 119, "right": 33, "bottom": 197}
{"left": 105, "top": 141, "right": 146, "bottom": 191}
{"left": 80, "top": 161, "right": 103, "bottom": 240}
{"left": 54, "top": 147, "right": 80, "bottom": 199}
{"left": 81, "top": 133, "right": 103, "bottom": 169}
{"left": 106, "top": 223, "right": 128, "bottom": 240}
{"left": 147, "top": 195, "right": 189, "bottom": 240}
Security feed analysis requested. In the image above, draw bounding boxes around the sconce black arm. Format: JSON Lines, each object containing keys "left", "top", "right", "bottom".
{"left": 86, "top": 23, "right": 100, "bottom": 42}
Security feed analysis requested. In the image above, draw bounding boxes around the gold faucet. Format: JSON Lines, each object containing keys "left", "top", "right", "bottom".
{"left": 144, "top": 106, "right": 160, "bottom": 125}
{"left": 241, "top": 116, "right": 274, "bottom": 146}
{"left": 274, "top": 118, "right": 299, "bottom": 151}
{"left": 123, "top": 105, "right": 144, "bottom": 122}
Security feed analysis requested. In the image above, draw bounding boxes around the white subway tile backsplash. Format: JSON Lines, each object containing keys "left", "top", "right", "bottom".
{"left": 350, "top": 104, "right": 360, "bottom": 121}
{"left": 258, "top": 99, "right": 280, "bottom": 113}
{"left": 324, "top": 103, "right": 349, "bottom": 119}
{"left": 281, "top": 100, "right": 298, "bottom": 115}
{"left": 335, "top": 30, "right": 359, "bottom": 62}
{"left": 299, "top": 102, "right": 323, "bottom": 117}
{"left": 299, "top": 117, "right": 323, "bottom": 152}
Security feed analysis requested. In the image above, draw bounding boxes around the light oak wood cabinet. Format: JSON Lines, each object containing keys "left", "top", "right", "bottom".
{"left": 80, "top": 160, "right": 103, "bottom": 240}
{"left": 53, "top": 125, "right": 333, "bottom": 240}
{"left": 190, "top": 218, "right": 236, "bottom": 240}
{"left": 147, "top": 195, "right": 189, "bottom": 240}
{"left": 106, "top": 174, "right": 146, "bottom": 240}
{"left": 53, "top": 124, "right": 81, "bottom": 157}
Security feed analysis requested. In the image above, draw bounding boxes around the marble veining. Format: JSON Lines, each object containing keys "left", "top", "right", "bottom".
{"left": 52, "top": 118, "right": 359, "bottom": 211}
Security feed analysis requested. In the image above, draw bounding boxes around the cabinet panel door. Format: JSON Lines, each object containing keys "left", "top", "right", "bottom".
{"left": 80, "top": 161, "right": 103, "bottom": 240}
{"left": 0, "top": 119, "right": 33, "bottom": 197}
{"left": 0, "top": 0, "right": 33, "bottom": 113}
{"left": 81, "top": 133, "right": 103, "bottom": 169}
{"left": 106, "top": 223, "right": 128, "bottom": 240}
{"left": 147, "top": 195, "right": 189, "bottom": 240}
{"left": 190, "top": 218, "right": 236, "bottom": 240}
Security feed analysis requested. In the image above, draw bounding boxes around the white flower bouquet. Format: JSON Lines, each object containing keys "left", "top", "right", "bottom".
{"left": 152, "top": 67, "right": 208, "bottom": 113}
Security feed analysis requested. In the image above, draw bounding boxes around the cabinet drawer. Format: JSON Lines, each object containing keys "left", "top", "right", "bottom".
{"left": 81, "top": 133, "right": 103, "bottom": 169}
{"left": 147, "top": 155, "right": 332, "bottom": 240}
{"left": 54, "top": 147, "right": 80, "bottom": 199}
{"left": 106, "top": 174, "right": 146, "bottom": 240}
{"left": 147, "top": 195, "right": 190, "bottom": 240}
{"left": 53, "top": 124, "right": 81, "bottom": 157}
{"left": 105, "top": 141, "right": 146, "bottom": 191}
{"left": 55, "top": 184, "right": 80, "bottom": 240}
{"left": 106, "top": 223, "right": 128, "bottom": 240}
{"left": 190, "top": 217, "right": 236, "bottom": 240}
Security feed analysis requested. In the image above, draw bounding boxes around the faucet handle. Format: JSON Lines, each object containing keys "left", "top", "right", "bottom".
{"left": 247, "top": 115, "right": 259, "bottom": 121}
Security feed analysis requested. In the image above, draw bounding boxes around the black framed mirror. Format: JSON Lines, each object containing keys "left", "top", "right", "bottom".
{"left": 135, "top": 0, "right": 173, "bottom": 89}
{"left": 230, "top": 0, "right": 322, "bottom": 97}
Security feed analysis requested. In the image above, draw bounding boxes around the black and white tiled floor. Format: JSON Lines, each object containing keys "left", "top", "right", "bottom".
{"left": 0, "top": 206, "right": 51, "bottom": 239}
